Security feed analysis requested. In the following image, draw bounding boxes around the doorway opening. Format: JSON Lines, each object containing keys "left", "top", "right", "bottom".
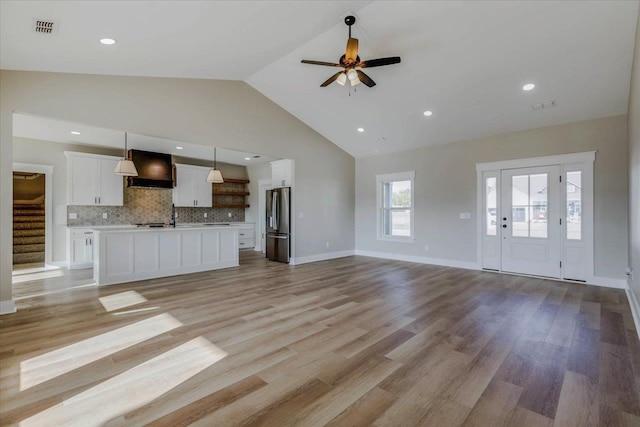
{"left": 477, "top": 152, "right": 594, "bottom": 282}
{"left": 13, "top": 171, "right": 46, "bottom": 270}
{"left": 12, "top": 163, "right": 54, "bottom": 274}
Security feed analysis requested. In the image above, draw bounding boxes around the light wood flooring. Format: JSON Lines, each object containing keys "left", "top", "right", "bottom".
{"left": 1, "top": 252, "right": 640, "bottom": 426}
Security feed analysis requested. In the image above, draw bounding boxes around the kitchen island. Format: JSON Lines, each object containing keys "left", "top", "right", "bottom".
{"left": 93, "top": 225, "right": 239, "bottom": 286}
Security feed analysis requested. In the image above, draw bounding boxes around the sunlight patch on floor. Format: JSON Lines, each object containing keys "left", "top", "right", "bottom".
{"left": 20, "top": 313, "right": 183, "bottom": 391}
{"left": 12, "top": 264, "right": 61, "bottom": 276}
{"left": 99, "top": 290, "right": 148, "bottom": 312}
{"left": 112, "top": 306, "right": 160, "bottom": 316}
{"left": 19, "top": 337, "right": 228, "bottom": 427}
{"left": 14, "top": 282, "right": 97, "bottom": 300}
{"left": 12, "top": 269, "right": 65, "bottom": 284}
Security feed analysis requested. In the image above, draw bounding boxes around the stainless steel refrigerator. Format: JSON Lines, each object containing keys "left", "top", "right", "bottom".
{"left": 266, "top": 187, "right": 291, "bottom": 263}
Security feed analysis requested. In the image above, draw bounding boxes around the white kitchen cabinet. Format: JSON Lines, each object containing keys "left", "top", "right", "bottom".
{"left": 173, "top": 164, "right": 212, "bottom": 207}
{"left": 68, "top": 228, "right": 94, "bottom": 269}
{"left": 271, "top": 159, "right": 293, "bottom": 188}
{"left": 65, "top": 152, "right": 124, "bottom": 206}
{"left": 236, "top": 222, "right": 255, "bottom": 250}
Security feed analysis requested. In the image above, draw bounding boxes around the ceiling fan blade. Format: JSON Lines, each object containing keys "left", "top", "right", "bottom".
{"left": 356, "top": 70, "right": 376, "bottom": 87}
{"left": 345, "top": 37, "right": 359, "bottom": 62}
{"left": 301, "top": 60, "right": 342, "bottom": 67}
{"left": 360, "top": 56, "right": 401, "bottom": 68}
{"left": 320, "top": 71, "right": 345, "bottom": 87}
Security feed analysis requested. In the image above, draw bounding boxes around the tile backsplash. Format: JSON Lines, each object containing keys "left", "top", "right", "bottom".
{"left": 67, "top": 186, "right": 245, "bottom": 226}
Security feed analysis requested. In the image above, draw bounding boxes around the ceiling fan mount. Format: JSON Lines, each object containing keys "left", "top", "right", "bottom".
{"left": 344, "top": 15, "right": 356, "bottom": 28}
{"left": 301, "top": 15, "right": 401, "bottom": 88}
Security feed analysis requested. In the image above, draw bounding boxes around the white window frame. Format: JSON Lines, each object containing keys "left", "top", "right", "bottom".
{"left": 376, "top": 171, "right": 415, "bottom": 242}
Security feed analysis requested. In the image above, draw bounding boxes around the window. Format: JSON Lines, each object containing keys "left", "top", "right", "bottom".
{"left": 376, "top": 171, "right": 415, "bottom": 241}
{"left": 485, "top": 176, "right": 497, "bottom": 236}
{"left": 566, "top": 171, "right": 582, "bottom": 240}
{"left": 511, "top": 173, "right": 548, "bottom": 238}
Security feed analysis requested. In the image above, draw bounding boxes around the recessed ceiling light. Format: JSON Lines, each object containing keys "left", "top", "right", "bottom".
{"left": 423, "top": 110, "right": 433, "bottom": 117}
{"left": 100, "top": 38, "right": 116, "bottom": 45}
{"left": 244, "top": 157, "right": 251, "bottom": 160}
{"left": 175, "top": 146, "right": 183, "bottom": 150}
{"left": 357, "top": 128, "right": 365, "bottom": 133}
{"left": 522, "top": 83, "right": 535, "bottom": 91}
{"left": 70, "top": 131, "right": 80, "bottom": 135}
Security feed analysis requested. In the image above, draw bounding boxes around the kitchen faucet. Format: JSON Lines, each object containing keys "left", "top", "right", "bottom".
{"left": 170, "top": 203, "right": 176, "bottom": 227}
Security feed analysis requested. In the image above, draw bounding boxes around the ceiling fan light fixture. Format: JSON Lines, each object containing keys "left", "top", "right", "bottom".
{"left": 336, "top": 72, "right": 347, "bottom": 86}
{"left": 350, "top": 77, "right": 361, "bottom": 86}
{"left": 347, "top": 69, "right": 358, "bottom": 81}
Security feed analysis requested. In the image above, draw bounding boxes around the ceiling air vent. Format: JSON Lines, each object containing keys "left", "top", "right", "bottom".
{"left": 532, "top": 100, "right": 556, "bottom": 111}
{"left": 33, "top": 19, "right": 57, "bottom": 34}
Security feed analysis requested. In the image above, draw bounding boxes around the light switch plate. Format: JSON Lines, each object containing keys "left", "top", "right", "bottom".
{"left": 459, "top": 212, "right": 471, "bottom": 219}
{"left": 204, "top": 213, "right": 208, "bottom": 218}
{"left": 102, "top": 213, "right": 108, "bottom": 219}
{"left": 69, "top": 212, "right": 77, "bottom": 219}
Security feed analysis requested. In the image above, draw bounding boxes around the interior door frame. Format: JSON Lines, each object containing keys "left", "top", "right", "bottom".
{"left": 476, "top": 151, "right": 595, "bottom": 282}
{"left": 12, "top": 162, "right": 54, "bottom": 267}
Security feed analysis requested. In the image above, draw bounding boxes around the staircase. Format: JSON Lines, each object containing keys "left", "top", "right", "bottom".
{"left": 13, "top": 204, "right": 45, "bottom": 266}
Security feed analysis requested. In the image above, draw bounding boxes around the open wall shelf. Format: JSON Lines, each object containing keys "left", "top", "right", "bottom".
{"left": 212, "top": 178, "right": 250, "bottom": 209}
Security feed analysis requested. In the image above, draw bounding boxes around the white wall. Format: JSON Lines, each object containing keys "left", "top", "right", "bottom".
{"left": 629, "top": 9, "right": 640, "bottom": 302}
{"left": 356, "top": 115, "right": 629, "bottom": 281}
{"left": 0, "top": 70, "right": 356, "bottom": 308}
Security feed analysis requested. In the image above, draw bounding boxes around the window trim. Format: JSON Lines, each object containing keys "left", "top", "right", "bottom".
{"left": 376, "top": 171, "right": 415, "bottom": 242}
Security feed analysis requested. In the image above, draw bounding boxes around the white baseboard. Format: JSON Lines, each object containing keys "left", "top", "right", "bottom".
{"left": 626, "top": 286, "right": 640, "bottom": 342}
{"left": 48, "top": 261, "right": 68, "bottom": 269}
{"left": 254, "top": 246, "right": 262, "bottom": 252}
{"left": 354, "top": 250, "right": 480, "bottom": 271}
{"left": 589, "top": 276, "right": 629, "bottom": 289}
{"left": 0, "top": 299, "right": 17, "bottom": 315}
{"left": 290, "top": 250, "right": 355, "bottom": 266}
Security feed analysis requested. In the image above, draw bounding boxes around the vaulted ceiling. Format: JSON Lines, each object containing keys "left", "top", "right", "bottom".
{"left": 2, "top": 1, "right": 638, "bottom": 158}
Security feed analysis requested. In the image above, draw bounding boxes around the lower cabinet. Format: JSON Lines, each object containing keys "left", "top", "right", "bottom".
{"left": 68, "top": 228, "right": 94, "bottom": 269}
{"left": 237, "top": 223, "right": 255, "bottom": 250}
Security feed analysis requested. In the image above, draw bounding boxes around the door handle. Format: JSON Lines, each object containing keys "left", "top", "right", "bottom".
{"left": 267, "top": 235, "right": 287, "bottom": 239}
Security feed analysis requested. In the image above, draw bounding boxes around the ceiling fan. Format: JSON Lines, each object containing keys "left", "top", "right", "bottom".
{"left": 301, "top": 15, "right": 401, "bottom": 88}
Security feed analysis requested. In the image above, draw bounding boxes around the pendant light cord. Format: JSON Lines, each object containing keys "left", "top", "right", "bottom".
{"left": 124, "top": 132, "right": 128, "bottom": 158}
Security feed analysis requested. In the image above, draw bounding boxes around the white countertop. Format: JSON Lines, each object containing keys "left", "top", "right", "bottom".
{"left": 92, "top": 224, "right": 241, "bottom": 233}
{"left": 68, "top": 222, "right": 255, "bottom": 230}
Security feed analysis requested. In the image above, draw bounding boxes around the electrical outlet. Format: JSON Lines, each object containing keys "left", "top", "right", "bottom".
{"left": 228, "top": 212, "right": 232, "bottom": 218}
{"left": 204, "top": 212, "right": 208, "bottom": 218}
{"left": 459, "top": 212, "right": 471, "bottom": 219}
{"left": 102, "top": 213, "right": 108, "bottom": 219}
{"left": 69, "top": 212, "right": 77, "bottom": 219}
{"left": 175, "top": 212, "right": 178, "bottom": 218}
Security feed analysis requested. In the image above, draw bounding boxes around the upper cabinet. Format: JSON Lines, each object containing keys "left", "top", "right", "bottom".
{"left": 65, "top": 152, "right": 124, "bottom": 206}
{"left": 173, "top": 164, "right": 212, "bottom": 207}
{"left": 271, "top": 159, "right": 294, "bottom": 188}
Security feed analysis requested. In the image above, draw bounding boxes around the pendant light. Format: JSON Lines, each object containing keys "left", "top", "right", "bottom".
{"left": 113, "top": 132, "right": 138, "bottom": 176}
{"left": 206, "top": 147, "right": 224, "bottom": 183}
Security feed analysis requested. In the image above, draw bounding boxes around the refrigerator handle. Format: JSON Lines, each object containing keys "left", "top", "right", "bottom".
{"left": 272, "top": 191, "right": 278, "bottom": 231}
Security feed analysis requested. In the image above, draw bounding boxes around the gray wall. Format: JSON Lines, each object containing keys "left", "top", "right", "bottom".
{"left": 0, "top": 71, "right": 356, "bottom": 306}
{"left": 356, "top": 115, "right": 629, "bottom": 280}
{"left": 629, "top": 9, "right": 640, "bottom": 302}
